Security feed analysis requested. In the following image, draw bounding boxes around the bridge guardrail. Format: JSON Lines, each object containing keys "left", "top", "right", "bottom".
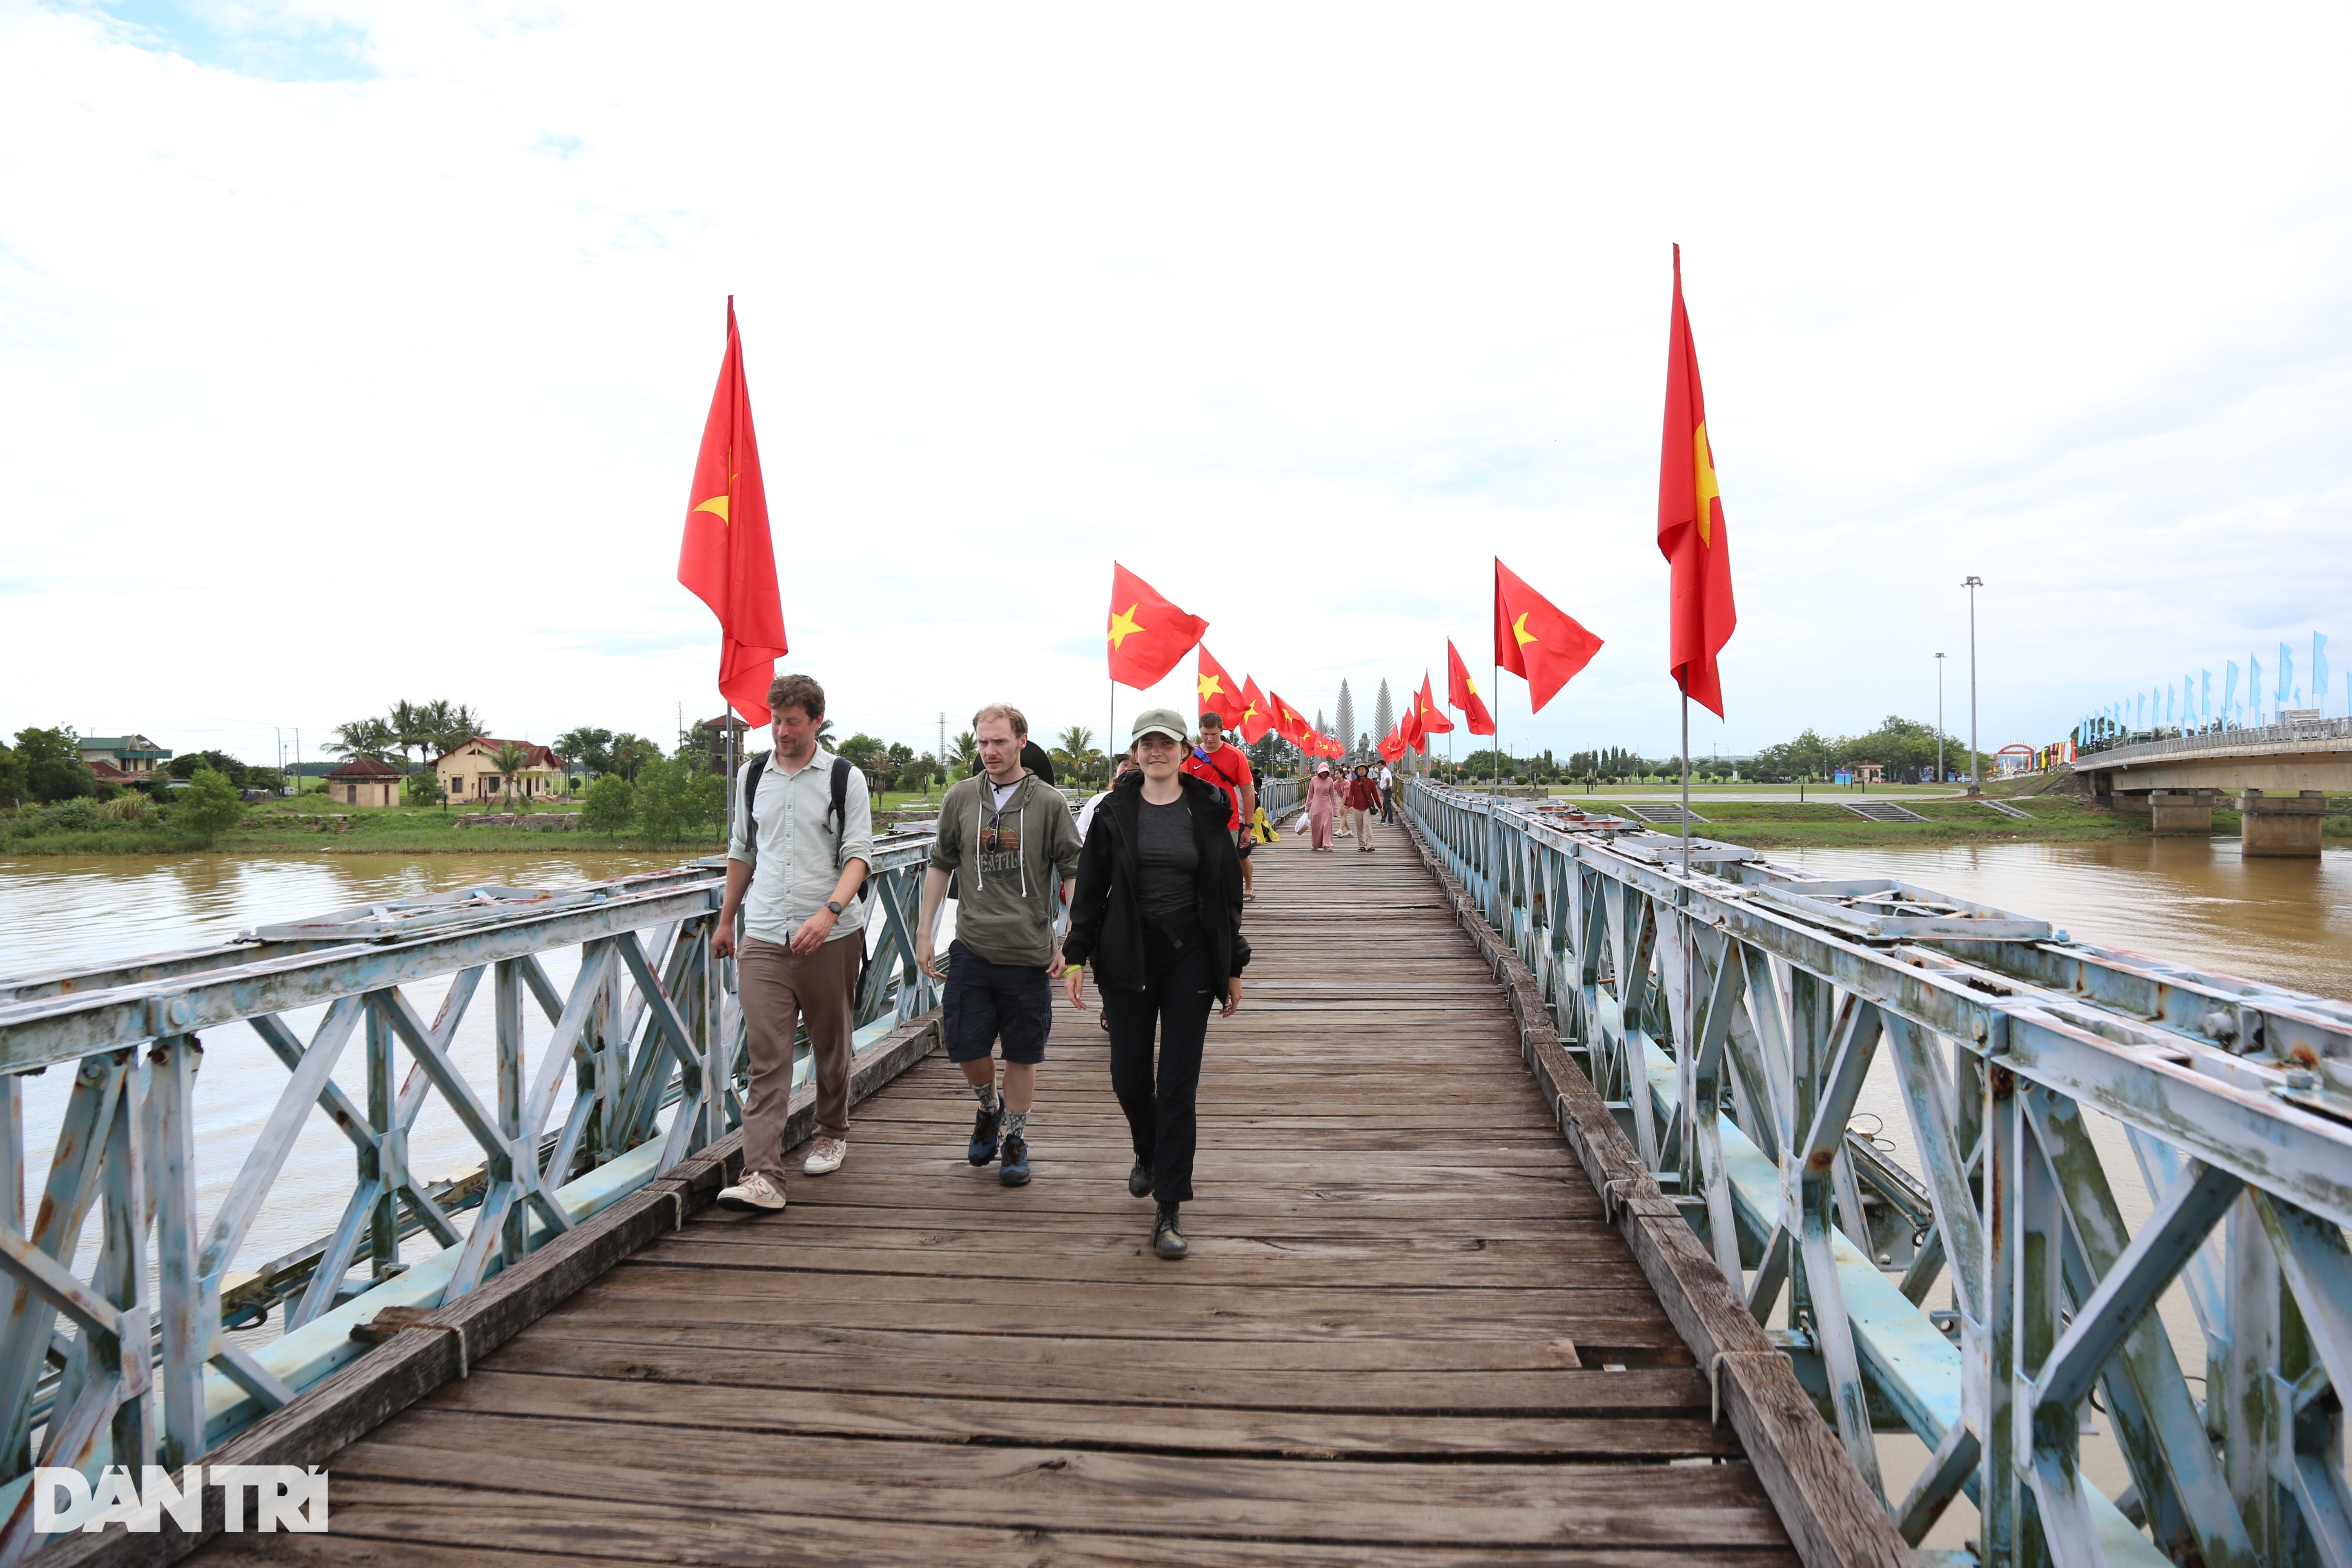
{"left": 2078, "top": 716, "right": 2352, "bottom": 771}
{"left": 0, "top": 822, "right": 947, "bottom": 1559}
{"left": 1403, "top": 780, "right": 2352, "bottom": 1568}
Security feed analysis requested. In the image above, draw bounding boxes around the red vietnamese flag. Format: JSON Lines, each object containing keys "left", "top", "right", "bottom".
{"left": 1658, "top": 245, "right": 1737, "bottom": 717}
{"left": 1446, "top": 639, "right": 1495, "bottom": 736}
{"left": 1267, "top": 692, "right": 1307, "bottom": 744}
{"left": 1493, "top": 558, "right": 1604, "bottom": 713}
{"left": 1378, "top": 726, "right": 1408, "bottom": 764}
{"left": 1399, "top": 692, "right": 1424, "bottom": 753}
{"left": 1415, "top": 673, "right": 1454, "bottom": 736}
{"left": 1107, "top": 564, "right": 1209, "bottom": 689}
{"left": 677, "top": 298, "right": 788, "bottom": 724}
{"left": 1236, "top": 676, "right": 1273, "bottom": 744}
{"left": 1195, "top": 646, "right": 1245, "bottom": 727}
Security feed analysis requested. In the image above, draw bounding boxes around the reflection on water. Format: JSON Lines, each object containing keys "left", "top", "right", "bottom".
{"left": 0, "top": 852, "right": 693, "bottom": 1282}
{"left": 1774, "top": 837, "right": 2352, "bottom": 999}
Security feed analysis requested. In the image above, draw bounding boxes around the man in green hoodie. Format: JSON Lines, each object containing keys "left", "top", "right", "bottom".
{"left": 918, "top": 702, "right": 1085, "bottom": 1187}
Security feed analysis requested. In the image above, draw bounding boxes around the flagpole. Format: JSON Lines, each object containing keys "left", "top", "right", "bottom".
{"left": 1108, "top": 680, "right": 1116, "bottom": 791}
{"left": 1492, "top": 659, "right": 1501, "bottom": 793}
{"left": 1679, "top": 692, "right": 1691, "bottom": 875}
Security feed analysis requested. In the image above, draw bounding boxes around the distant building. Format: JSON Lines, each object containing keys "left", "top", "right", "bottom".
{"left": 433, "top": 738, "right": 566, "bottom": 805}
{"left": 78, "top": 735, "right": 172, "bottom": 779}
{"left": 325, "top": 757, "right": 404, "bottom": 808}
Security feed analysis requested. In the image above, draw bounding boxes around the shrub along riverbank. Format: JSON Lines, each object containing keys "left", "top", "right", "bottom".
{"left": 0, "top": 788, "right": 954, "bottom": 857}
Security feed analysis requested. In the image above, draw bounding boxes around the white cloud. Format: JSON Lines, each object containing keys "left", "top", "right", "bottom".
{"left": 4, "top": 0, "right": 2348, "bottom": 766}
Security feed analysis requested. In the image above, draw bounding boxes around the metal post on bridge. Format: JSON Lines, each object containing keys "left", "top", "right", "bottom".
{"left": 1963, "top": 575, "right": 1983, "bottom": 791}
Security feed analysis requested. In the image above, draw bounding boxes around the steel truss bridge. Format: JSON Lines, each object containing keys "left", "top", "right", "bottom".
{"left": 0, "top": 767, "right": 2338, "bottom": 1566}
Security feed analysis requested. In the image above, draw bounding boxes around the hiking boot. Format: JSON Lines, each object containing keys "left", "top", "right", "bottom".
{"left": 999, "top": 1135, "right": 1032, "bottom": 1187}
{"left": 802, "top": 1136, "right": 847, "bottom": 1176}
{"left": 1153, "top": 1204, "right": 1187, "bottom": 1260}
{"left": 968, "top": 1104, "right": 1003, "bottom": 1166}
{"left": 1128, "top": 1158, "right": 1154, "bottom": 1199}
{"left": 715, "top": 1170, "right": 787, "bottom": 1213}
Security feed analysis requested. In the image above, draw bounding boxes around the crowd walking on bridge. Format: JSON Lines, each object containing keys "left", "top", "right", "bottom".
{"left": 717, "top": 675, "right": 1287, "bottom": 1260}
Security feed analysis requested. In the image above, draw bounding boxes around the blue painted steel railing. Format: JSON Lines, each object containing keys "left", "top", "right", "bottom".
{"left": 1404, "top": 780, "right": 2352, "bottom": 1568}
{"left": 0, "top": 824, "right": 944, "bottom": 1561}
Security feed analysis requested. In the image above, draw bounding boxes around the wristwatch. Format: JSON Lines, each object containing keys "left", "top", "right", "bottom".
{"left": 824, "top": 900, "right": 845, "bottom": 915}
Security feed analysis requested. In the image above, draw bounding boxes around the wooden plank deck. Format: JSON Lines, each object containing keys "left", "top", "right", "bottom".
{"left": 196, "top": 813, "right": 1801, "bottom": 1566}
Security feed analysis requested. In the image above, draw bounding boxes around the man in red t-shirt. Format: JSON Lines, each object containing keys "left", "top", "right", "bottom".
{"left": 1183, "top": 712, "right": 1258, "bottom": 902}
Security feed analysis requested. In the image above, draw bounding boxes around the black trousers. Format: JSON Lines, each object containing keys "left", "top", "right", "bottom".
{"left": 1103, "top": 919, "right": 1215, "bottom": 1205}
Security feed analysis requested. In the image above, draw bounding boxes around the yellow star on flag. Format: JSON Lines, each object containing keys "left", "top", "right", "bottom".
{"left": 1512, "top": 612, "right": 1537, "bottom": 648}
{"left": 693, "top": 495, "right": 730, "bottom": 524}
{"left": 1107, "top": 603, "right": 1145, "bottom": 650}
{"left": 1692, "top": 421, "right": 1721, "bottom": 547}
{"left": 1465, "top": 675, "right": 1479, "bottom": 696}
{"left": 1198, "top": 671, "right": 1225, "bottom": 701}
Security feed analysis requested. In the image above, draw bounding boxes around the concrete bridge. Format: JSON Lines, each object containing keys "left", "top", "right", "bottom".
{"left": 2075, "top": 717, "right": 2352, "bottom": 852}
{"left": 3, "top": 782, "right": 2351, "bottom": 1568}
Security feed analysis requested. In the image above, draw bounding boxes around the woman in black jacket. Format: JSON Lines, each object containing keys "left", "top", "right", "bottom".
{"left": 1061, "top": 708, "right": 1249, "bottom": 1260}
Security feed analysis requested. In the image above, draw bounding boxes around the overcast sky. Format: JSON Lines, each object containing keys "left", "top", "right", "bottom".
{"left": 5, "top": 1, "right": 2348, "bottom": 770}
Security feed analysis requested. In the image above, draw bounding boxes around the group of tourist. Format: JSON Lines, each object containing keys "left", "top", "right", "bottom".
{"left": 1302, "top": 760, "right": 1395, "bottom": 851}
{"left": 711, "top": 677, "right": 1267, "bottom": 1262}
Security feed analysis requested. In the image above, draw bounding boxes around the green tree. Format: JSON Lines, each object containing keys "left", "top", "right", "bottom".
{"left": 13, "top": 727, "right": 94, "bottom": 803}
{"left": 327, "top": 717, "right": 398, "bottom": 767}
{"left": 694, "top": 767, "right": 728, "bottom": 837}
{"left": 835, "top": 733, "right": 888, "bottom": 793}
{"left": 0, "top": 744, "right": 21, "bottom": 808}
{"left": 609, "top": 732, "right": 657, "bottom": 782}
{"left": 487, "top": 740, "right": 535, "bottom": 807}
{"left": 580, "top": 773, "right": 636, "bottom": 837}
{"left": 177, "top": 767, "right": 245, "bottom": 844}
{"left": 949, "top": 731, "right": 979, "bottom": 773}
{"left": 416, "top": 700, "right": 483, "bottom": 761}
{"left": 385, "top": 699, "right": 430, "bottom": 773}
{"left": 632, "top": 757, "right": 697, "bottom": 842}
{"left": 555, "top": 726, "right": 615, "bottom": 777}
{"left": 404, "top": 771, "right": 445, "bottom": 808}
{"left": 168, "top": 750, "right": 254, "bottom": 788}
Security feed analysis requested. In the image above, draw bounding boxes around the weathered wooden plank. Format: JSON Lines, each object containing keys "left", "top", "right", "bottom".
{"left": 327, "top": 1426, "right": 1797, "bottom": 1548}
{"left": 419, "top": 1368, "right": 1737, "bottom": 1457}
{"left": 195, "top": 1485, "right": 1802, "bottom": 1568}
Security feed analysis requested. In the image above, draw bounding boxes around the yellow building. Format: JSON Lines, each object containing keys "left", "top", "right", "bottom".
{"left": 324, "top": 757, "right": 404, "bottom": 807}
{"left": 433, "top": 738, "right": 566, "bottom": 806}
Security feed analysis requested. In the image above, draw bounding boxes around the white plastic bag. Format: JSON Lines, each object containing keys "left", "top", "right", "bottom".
{"left": 1292, "top": 812, "right": 1310, "bottom": 834}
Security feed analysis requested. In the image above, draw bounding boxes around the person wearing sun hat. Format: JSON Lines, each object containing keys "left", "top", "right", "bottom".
{"left": 1060, "top": 707, "right": 1250, "bottom": 1261}
{"left": 1305, "top": 759, "right": 1342, "bottom": 850}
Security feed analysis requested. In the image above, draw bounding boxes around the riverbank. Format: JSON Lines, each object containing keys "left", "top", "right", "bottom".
{"left": 0, "top": 791, "right": 956, "bottom": 858}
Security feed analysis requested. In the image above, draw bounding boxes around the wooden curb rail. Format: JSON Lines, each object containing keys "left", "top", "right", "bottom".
{"left": 1399, "top": 816, "right": 1914, "bottom": 1568}
{"left": 27, "top": 1011, "right": 943, "bottom": 1568}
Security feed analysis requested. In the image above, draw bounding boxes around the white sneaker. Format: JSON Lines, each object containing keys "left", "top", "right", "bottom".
{"left": 803, "top": 1137, "right": 848, "bottom": 1176}
{"left": 716, "top": 1170, "right": 788, "bottom": 1212}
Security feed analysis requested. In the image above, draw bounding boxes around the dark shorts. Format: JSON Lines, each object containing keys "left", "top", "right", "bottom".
{"left": 942, "top": 940, "right": 1053, "bottom": 1065}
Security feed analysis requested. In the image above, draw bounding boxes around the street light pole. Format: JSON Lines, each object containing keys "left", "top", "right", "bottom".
{"left": 1934, "top": 653, "right": 1945, "bottom": 785}
{"left": 1961, "top": 577, "right": 1984, "bottom": 791}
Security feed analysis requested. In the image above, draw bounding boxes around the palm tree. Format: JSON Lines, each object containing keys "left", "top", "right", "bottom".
{"left": 326, "top": 717, "right": 397, "bottom": 766}
{"left": 1056, "top": 725, "right": 1098, "bottom": 788}
{"left": 609, "top": 733, "right": 655, "bottom": 782}
{"left": 488, "top": 740, "right": 535, "bottom": 807}
{"left": 386, "top": 699, "right": 429, "bottom": 773}
{"left": 815, "top": 718, "right": 837, "bottom": 750}
{"left": 949, "top": 731, "right": 979, "bottom": 774}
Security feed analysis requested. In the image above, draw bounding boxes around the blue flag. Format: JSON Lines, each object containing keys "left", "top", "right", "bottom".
{"left": 2202, "top": 668, "right": 2212, "bottom": 721}
{"left": 2316, "top": 633, "right": 2331, "bottom": 707}
{"left": 2225, "top": 661, "right": 2239, "bottom": 720}
{"left": 2252, "top": 655, "right": 2263, "bottom": 722}
{"left": 2279, "top": 642, "right": 2295, "bottom": 705}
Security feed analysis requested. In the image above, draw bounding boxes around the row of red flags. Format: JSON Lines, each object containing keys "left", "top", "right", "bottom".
{"left": 679, "top": 252, "right": 1737, "bottom": 738}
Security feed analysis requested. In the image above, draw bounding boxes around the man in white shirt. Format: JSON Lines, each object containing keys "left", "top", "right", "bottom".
{"left": 713, "top": 674, "right": 875, "bottom": 1214}
{"left": 1379, "top": 762, "right": 1397, "bottom": 823}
